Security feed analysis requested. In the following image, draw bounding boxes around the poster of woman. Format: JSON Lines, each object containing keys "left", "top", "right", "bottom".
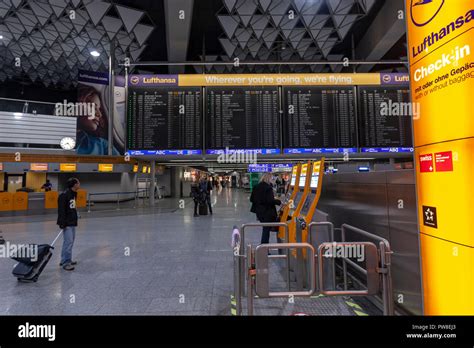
{"left": 76, "top": 70, "right": 125, "bottom": 155}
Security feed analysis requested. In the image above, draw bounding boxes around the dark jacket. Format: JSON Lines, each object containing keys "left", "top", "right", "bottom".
{"left": 250, "top": 182, "right": 281, "bottom": 223}
{"left": 57, "top": 189, "right": 78, "bottom": 228}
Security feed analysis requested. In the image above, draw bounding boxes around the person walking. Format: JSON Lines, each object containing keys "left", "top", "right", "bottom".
{"left": 250, "top": 173, "right": 281, "bottom": 244}
{"left": 191, "top": 180, "right": 200, "bottom": 217}
{"left": 57, "top": 178, "right": 80, "bottom": 271}
{"left": 199, "top": 176, "right": 213, "bottom": 215}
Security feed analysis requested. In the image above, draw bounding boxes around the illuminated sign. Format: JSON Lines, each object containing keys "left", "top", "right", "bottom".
{"left": 407, "top": 0, "right": 474, "bottom": 315}
{"left": 128, "top": 73, "right": 409, "bottom": 88}
{"left": 129, "top": 75, "right": 179, "bottom": 87}
{"left": 129, "top": 150, "right": 202, "bottom": 156}
{"left": 248, "top": 164, "right": 293, "bottom": 173}
{"left": 60, "top": 163, "right": 77, "bottom": 172}
{"left": 133, "top": 165, "right": 138, "bottom": 173}
{"left": 30, "top": 163, "right": 48, "bottom": 171}
{"left": 285, "top": 148, "right": 357, "bottom": 154}
{"left": 98, "top": 164, "right": 113, "bottom": 172}
{"left": 410, "top": 0, "right": 445, "bottom": 27}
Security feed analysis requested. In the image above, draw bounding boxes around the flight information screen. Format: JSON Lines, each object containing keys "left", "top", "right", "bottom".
{"left": 358, "top": 87, "right": 413, "bottom": 152}
{"left": 127, "top": 87, "right": 202, "bottom": 154}
{"left": 283, "top": 87, "right": 357, "bottom": 154}
{"left": 206, "top": 87, "right": 280, "bottom": 154}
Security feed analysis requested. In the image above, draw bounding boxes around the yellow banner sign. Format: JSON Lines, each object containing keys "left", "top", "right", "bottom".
{"left": 179, "top": 73, "right": 382, "bottom": 87}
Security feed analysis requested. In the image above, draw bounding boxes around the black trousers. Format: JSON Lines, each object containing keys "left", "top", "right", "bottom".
{"left": 193, "top": 200, "right": 199, "bottom": 215}
{"left": 261, "top": 226, "right": 272, "bottom": 244}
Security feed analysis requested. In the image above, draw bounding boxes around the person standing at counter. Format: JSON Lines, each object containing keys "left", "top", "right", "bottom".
{"left": 250, "top": 173, "right": 281, "bottom": 244}
{"left": 41, "top": 180, "right": 52, "bottom": 192}
{"left": 57, "top": 178, "right": 80, "bottom": 271}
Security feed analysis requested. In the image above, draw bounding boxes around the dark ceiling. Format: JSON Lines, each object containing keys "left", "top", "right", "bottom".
{"left": 0, "top": 0, "right": 408, "bottom": 100}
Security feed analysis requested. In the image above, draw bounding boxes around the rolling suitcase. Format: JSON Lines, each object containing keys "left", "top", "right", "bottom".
{"left": 12, "top": 230, "right": 63, "bottom": 283}
{"left": 199, "top": 202, "right": 208, "bottom": 216}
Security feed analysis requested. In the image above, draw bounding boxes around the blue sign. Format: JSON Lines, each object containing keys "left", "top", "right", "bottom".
{"left": 284, "top": 148, "right": 358, "bottom": 154}
{"left": 361, "top": 147, "right": 414, "bottom": 153}
{"left": 128, "top": 150, "right": 202, "bottom": 156}
{"left": 248, "top": 163, "right": 293, "bottom": 173}
{"left": 206, "top": 149, "right": 280, "bottom": 155}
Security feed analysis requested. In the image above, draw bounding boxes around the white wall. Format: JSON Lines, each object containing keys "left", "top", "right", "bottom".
{"left": 61, "top": 173, "right": 137, "bottom": 202}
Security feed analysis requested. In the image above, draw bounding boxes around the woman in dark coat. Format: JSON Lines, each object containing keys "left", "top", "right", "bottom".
{"left": 250, "top": 173, "right": 282, "bottom": 244}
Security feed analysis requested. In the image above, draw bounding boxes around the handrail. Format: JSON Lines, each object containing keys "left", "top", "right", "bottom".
{"left": 233, "top": 221, "right": 395, "bottom": 316}
{"left": 0, "top": 97, "right": 57, "bottom": 105}
{"left": 87, "top": 189, "right": 149, "bottom": 212}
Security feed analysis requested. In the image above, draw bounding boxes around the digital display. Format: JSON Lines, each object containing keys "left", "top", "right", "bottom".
{"left": 310, "top": 162, "right": 321, "bottom": 189}
{"left": 283, "top": 87, "right": 357, "bottom": 151}
{"left": 299, "top": 164, "right": 308, "bottom": 188}
{"left": 358, "top": 87, "right": 413, "bottom": 150}
{"left": 206, "top": 87, "right": 280, "bottom": 152}
{"left": 127, "top": 87, "right": 202, "bottom": 152}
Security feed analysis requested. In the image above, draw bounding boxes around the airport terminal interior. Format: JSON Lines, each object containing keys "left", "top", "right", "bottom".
{"left": 0, "top": 0, "right": 473, "bottom": 318}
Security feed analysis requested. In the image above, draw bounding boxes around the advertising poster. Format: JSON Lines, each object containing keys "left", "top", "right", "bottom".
{"left": 77, "top": 70, "right": 125, "bottom": 155}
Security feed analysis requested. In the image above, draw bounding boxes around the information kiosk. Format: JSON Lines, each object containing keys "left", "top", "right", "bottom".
{"left": 298, "top": 159, "right": 325, "bottom": 243}
{"left": 278, "top": 164, "right": 301, "bottom": 241}
{"left": 285, "top": 161, "right": 312, "bottom": 244}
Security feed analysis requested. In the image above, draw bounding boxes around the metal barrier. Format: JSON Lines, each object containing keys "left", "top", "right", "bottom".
{"left": 308, "top": 222, "right": 336, "bottom": 291}
{"left": 340, "top": 224, "right": 394, "bottom": 316}
{"left": 233, "top": 222, "right": 395, "bottom": 316}
{"left": 87, "top": 189, "right": 148, "bottom": 212}
{"left": 233, "top": 222, "right": 290, "bottom": 316}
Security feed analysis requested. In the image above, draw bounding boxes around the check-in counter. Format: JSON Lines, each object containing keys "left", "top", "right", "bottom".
{"left": 0, "top": 189, "right": 87, "bottom": 217}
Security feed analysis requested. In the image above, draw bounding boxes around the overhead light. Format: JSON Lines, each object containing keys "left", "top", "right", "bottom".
{"left": 0, "top": 35, "right": 3, "bottom": 40}
{"left": 13, "top": 113, "right": 23, "bottom": 119}
{"left": 90, "top": 50, "right": 101, "bottom": 57}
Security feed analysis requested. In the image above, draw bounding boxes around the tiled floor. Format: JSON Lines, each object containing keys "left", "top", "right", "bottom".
{"left": 0, "top": 188, "right": 269, "bottom": 315}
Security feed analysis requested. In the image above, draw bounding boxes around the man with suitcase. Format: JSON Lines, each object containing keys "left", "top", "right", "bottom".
{"left": 57, "top": 178, "right": 80, "bottom": 271}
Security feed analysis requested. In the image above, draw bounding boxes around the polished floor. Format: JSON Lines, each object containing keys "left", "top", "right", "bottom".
{"left": 0, "top": 188, "right": 273, "bottom": 315}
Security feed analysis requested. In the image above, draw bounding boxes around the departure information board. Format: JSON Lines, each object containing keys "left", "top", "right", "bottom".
{"left": 206, "top": 87, "right": 280, "bottom": 154}
{"left": 127, "top": 87, "right": 202, "bottom": 154}
{"left": 283, "top": 87, "right": 357, "bottom": 154}
{"left": 358, "top": 87, "right": 413, "bottom": 153}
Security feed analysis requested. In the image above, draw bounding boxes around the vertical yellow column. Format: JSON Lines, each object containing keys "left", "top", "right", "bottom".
{"left": 406, "top": 1, "right": 474, "bottom": 314}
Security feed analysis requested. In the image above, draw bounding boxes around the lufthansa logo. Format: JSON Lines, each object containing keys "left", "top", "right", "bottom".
{"left": 130, "top": 76, "right": 140, "bottom": 85}
{"left": 410, "top": 0, "right": 445, "bottom": 27}
{"left": 382, "top": 74, "right": 392, "bottom": 83}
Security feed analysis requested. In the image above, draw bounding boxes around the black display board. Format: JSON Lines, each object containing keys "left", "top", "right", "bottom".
{"left": 283, "top": 87, "right": 357, "bottom": 151}
{"left": 206, "top": 87, "right": 280, "bottom": 152}
{"left": 127, "top": 87, "right": 202, "bottom": 151}
{"left": 358, "top": 87, "right": 413, "bottom": 149}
